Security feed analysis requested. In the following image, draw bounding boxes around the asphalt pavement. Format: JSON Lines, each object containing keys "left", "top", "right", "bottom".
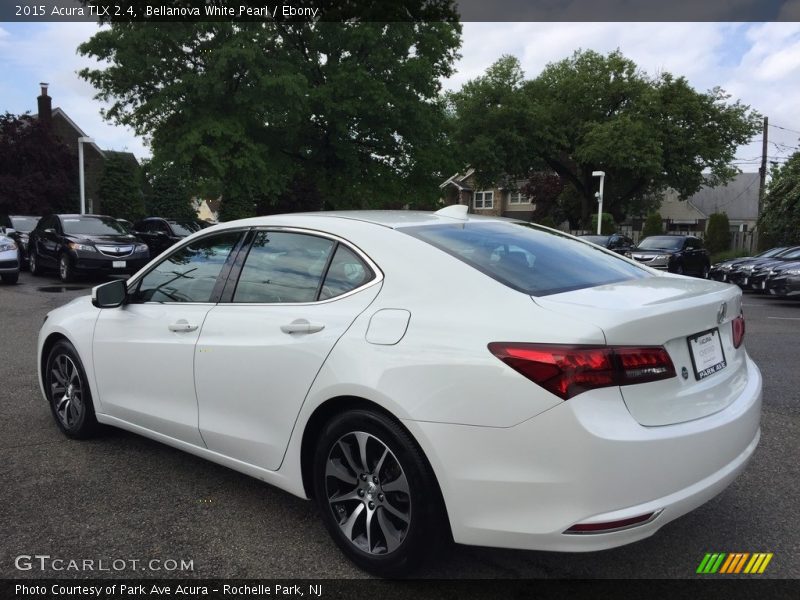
{"left": 1, "top": 271, "right": 798, "bottom": 579}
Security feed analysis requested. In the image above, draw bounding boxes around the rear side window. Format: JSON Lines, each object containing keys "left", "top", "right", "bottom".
{"left": 319, "top": 245, "right": 373, "bottom": 301}
{"left": 400, "top": 222, "right": 650, "bottom": 296}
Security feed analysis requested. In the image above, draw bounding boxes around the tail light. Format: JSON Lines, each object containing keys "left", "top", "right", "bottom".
{"left": 732, "top": 314, "right": 745, "bottom": 349}
{"left": 488, "top": 343, "right": 676, "bottom": 400}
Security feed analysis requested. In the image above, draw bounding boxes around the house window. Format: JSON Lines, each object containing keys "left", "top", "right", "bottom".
{"left": 474, "top": 190, "right": 494, "bottom": 210}
{"left": 509, "top": 191, "right": 528, "bottom": 205}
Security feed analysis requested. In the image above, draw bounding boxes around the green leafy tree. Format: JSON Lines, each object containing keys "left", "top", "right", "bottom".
{"left": 449, "top": 51, "right": 761, "bottom": 225}
{"left": 590, "top": 212, "right": 616, "bottom": 235}
{"left": 641, "top": 213, "right": 664, "bottom": 238}
{"left": 758, "top": 152, "right": 800, "bottom": 247}
{"left": 98, "top": 152, "right": 145, "bottom": 220}
{"left": 0, "top": 113, "right": 78, "bottom": 215}
{"left": 705, "top": 212, "right": 732, "bottom": 254}
{"left": 77, "top": 14, "right": 461, "bottom": 216}
{"left": 144, "top": 164, "right": 197, "bottom": 221}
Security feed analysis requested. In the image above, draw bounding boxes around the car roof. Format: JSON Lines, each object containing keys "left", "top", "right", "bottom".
{"left": 54, "top": 214, "right": 113, "bottom": 219}
{"left": 225, "top": 210, "right": 520, "bottom": 231}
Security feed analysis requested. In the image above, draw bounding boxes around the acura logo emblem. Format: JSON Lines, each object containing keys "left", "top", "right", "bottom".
{"left": 717, "top": 302, "right": 727, "bottom": 324}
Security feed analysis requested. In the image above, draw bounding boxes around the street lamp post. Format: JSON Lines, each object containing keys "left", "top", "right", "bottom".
{"left": 592, "top": 170, "right": 605, "bottom": 235}
{"left": 77, "top": 137, "right": 95, "bottom": 214}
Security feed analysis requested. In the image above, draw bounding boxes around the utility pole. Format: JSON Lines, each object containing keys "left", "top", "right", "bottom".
{"left": 758, "top": 116, "right": 768, "bottom": 217}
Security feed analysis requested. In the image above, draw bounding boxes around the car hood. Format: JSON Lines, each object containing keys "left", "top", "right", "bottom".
{"left": 65, "top": 233, "right": 141, "bottom": 245}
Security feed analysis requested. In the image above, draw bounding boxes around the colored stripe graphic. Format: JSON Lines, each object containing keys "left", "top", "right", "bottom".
{"left": 698, "top": 552, "right": 773, "bottom": 574}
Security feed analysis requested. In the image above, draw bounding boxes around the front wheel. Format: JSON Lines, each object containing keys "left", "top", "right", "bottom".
{"left": 701, "top": 263, "right": 710, "bottom": 279}
{"left": 312, "top": 409, "right": 448, "bottom": 577}
{"left": 45, "top": 340, "right": 99, "bottom": 438}
{"left": 59, "top": 253, "right": 75, "bottom": 283}
{"left": 673, "top": 263, "right": 684, "bottom": 275}
{"left": 29, "top": 251, "right": 42, "bottom": 276}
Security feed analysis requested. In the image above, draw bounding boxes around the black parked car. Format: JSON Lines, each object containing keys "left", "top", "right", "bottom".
{"left": 133, "top": 217, "right": 204, "bottom": 257}
{"left": 631, "top": 235, "right": 711, "bottom": 277}
{"left": 1, "top": 215, "right": 41, "bottom": 270}
{"left": 709, "top": 246, "right": 790, "bottom": 282}
{"left": 578, "top": 233, "right": 635, "bottom": 255}
{"left": 735, "top": 247, "right": 800, "bottom": 291}
{"left": 28, "top": 214, "right": 150, "bottom": 282}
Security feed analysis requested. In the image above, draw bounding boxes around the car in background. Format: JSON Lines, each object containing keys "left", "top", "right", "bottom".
{"left": 765, "top": 261, "right": 800, "bottom": 298}
{"left": 133, "top": 217, "right": 204, "bottom": 257}
{"left": 1, "top": 215, "right": 41, "bottom": 270}
{"left": 0, "top": 234, "right": 20, "bottom": 284}
{"left": 578, "top": 233, "right": 635, "bottom": 255}
{"left": 37, "top": 207, "right": 761, "bottom": 575}
{"left": 631, "top": 235, "right": 710, "bottom": 277}
{"left": 728, "top": 247, "right": 800, "bottom": 290}
{"left": 28, "top": 214, "right": 150, "bottom": 282}
{"left": 711, "top": 246, "right": 797, "bottom": 283}
{"left": 116, "top": 218, "right": 134, "bottom": 232}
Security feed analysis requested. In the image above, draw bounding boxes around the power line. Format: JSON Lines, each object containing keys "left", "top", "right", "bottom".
{"left": 768, "top": 122, "right": 800, "bottom": 136}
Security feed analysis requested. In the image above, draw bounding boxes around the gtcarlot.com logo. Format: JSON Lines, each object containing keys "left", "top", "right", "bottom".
{"left": 14, "top": 555, "right": 194, "bottom": 573}
{"left": 697, "top": 552, "right": 773, "bottom": 574}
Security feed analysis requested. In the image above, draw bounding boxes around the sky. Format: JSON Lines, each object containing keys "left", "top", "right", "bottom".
{"left": 0, "top": 21, "right": 799, "bottom": 173}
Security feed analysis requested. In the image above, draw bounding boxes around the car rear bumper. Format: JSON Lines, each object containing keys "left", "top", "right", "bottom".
{"left": 406, "top": 355, "right": 762, "bottom": 552}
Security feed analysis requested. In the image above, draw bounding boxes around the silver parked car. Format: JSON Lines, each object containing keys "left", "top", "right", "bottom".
{"left": 0, "top": 234, "right": 20, "bottom": 284}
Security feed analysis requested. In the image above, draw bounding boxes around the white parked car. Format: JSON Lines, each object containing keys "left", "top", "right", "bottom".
{"left": 37, "top": 207, "right": 761, "bottom": 576}
{"left": 0, "top": 234, "right": 20, "bottom": 284}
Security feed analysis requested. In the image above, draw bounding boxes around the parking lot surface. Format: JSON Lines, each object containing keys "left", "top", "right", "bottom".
{"left": 1, "top": 271, "right": 798, "bottom": 579}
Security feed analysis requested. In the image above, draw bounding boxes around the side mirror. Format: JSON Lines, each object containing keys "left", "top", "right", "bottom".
{"left": 92, "top": 279, "right": 127, "bottom": 308}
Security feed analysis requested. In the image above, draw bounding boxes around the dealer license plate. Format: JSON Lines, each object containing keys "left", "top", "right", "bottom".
{"left": 112, "top": 260, "right": 126, "bottom": 269}
{"left": 687, "top": 328, "right": 727, "bottom": 380}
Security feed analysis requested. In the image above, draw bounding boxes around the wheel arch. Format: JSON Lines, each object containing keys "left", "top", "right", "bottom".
{"left": 40, "top": 332, "right": 72, "bottom": 383}
{"left": 298, "top": 395, "right": 451, "bottom": 539}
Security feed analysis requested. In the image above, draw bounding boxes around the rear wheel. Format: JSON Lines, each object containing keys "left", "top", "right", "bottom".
{"left": 45, "top": 340, "right": 99, "bottom": 438}
{"left": 312, "top": 409, "right": 448, "bottom": 577}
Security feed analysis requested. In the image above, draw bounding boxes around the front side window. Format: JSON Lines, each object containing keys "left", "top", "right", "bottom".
{"left": 401, "top": 222, "right": 649, "bottom": 296}
{"left": 135, "top": 231, "right": 241, "bottom": 303}
{"left": 473, "top": 191, "right": 494, "bottom": 210}
{"left": 233, "top": 232, "right": 334, "bottom": 303}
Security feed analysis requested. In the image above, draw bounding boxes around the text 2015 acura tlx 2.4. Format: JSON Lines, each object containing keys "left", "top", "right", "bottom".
{"left": 38, "top": 206, "right": 761, "bottom": 576}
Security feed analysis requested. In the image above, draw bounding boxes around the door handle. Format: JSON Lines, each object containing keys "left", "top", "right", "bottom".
{"left": 168, "top": 319, "right": 198, "bottom": 332}
{"left": 281, "top": 318, "right": 325, "bottom": 334}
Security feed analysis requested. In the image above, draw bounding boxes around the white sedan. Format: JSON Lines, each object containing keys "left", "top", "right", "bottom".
{"left": 37, "top": 206, "right": 761, "bottom": 576}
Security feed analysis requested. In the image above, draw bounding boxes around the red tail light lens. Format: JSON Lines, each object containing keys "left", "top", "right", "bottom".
{"left": 732, "top": 315, "right": 745, "bottom": 349}
{"left": 488, "top": 343, "right": 676, "bottom": 400}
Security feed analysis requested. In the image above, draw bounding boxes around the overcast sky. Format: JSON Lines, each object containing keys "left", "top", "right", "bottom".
{"left": 1, "top": 21, "right": 798, "bottom": 173}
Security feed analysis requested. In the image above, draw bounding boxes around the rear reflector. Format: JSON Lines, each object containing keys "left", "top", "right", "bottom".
{"left": 732, "top": 314, "right": 745, "bottom": 349}
{"left": 488, "top": 343, "right": 676, "bottom": 400}
{"left": 564, "top": 511, "right": 659, "bottom": 534}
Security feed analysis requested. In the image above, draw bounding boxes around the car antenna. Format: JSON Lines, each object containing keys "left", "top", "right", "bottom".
{"left": 434, "top": 204, "right": 469, "bottom": 221}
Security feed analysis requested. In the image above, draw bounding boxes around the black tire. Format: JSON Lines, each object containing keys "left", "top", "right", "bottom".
{"left": 701, "top": 263, "right": 710, "bottom": 279}
{"left": 58, "top": 253, "right": 75, "bottom": 283}
{"left": 674, "top": 263, "right": 684, "bottom": 275}
{"left": 45, "top": 340, "right": 99, "bottom": 439}
{"left": 1, "top": 272, "right": 19, "bottom": 284}
{"left": 18, "top": 248, "right": 28, "bottom": 271}
{"left": 312, "top": 409, "right": 448, "bottom": 577}
{"left": 29, "top": 251, "right": 42, "bottom": 276}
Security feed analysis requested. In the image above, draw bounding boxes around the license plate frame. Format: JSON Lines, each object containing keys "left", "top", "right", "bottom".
{"left": 687, "top": 328, "right": 727, "bottom": 381}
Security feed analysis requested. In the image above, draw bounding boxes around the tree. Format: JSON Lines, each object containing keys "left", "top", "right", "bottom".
{"left": 590, "top": 212, "right": 616, "bottom": 235}
{"left": 144, "top": 163, "right": 197, "bottom": 221}
{"left": 77, "top": 14, "right": 462, "bottom": 216}
{"left": 98, "top": 152, "right": 145, "bottom": 220}
{"left": 449, "top": 51, "right": 762, "bottom": 226}
{"left": 0, "top": 113, "right": 78, "bottom": 215}
{"left": 705, "top": 212, "right": 731, "bottom": 254}
{"left": 758, "top": 152, "right": 800, "bottom": 247}
{"left": 641, "top": 213, "right": 663, "bottom": 237}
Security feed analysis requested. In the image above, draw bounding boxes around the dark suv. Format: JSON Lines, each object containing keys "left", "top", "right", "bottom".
{"left": 28, "top": 214, "right": 150, "bottom": 282}
{"left": 578, "top": 233, "right": 635, "bottom": 255}
{"left": 133, "top": 217, "right": 203, "bottom": 257}
{"left": 631, "top": 235, "right": 711, "bottom": 277}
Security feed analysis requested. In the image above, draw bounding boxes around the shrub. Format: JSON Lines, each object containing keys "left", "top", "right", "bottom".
{"left": 705, "top": 213, "right": 732, "bottom": 255}
{"left": 641, "top": 213, "right": 663, "bottom": 237}
{"left": 590, "top": 212, "right": 616, "bottom": 234}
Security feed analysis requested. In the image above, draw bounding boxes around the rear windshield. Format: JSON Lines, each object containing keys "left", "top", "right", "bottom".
{"left": 10, "top": 216, "right": 40, "bottom": 232}
{"left": 62, "top": 217, "right": 130, "bottom": 235}
{"left": 400, "top": 222, "right": 649, "bottom": 296}
{"left": 168, "top": 221, "right": 201, "bottom": 236}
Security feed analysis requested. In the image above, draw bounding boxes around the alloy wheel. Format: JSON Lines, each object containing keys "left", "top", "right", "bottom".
{"left": 325, "top": 431, "right": 411, "bottom": 555}
{"left": 59, "top": 255, "right": 69, "bottom": 281}
{"left": 50, "top": 354, "right": 84, "bottom": 429}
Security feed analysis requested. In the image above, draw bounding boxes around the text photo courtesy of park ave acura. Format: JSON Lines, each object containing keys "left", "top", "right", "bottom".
{"left": 1, "top": 0, "right": 800, "bottom": 596}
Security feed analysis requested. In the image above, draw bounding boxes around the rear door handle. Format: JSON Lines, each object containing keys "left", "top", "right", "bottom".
{"left": 281, "top": 318, "right": 325, "bottom": 334}
{"left": 169, "top": 319, "right": 198, "bottom": 332}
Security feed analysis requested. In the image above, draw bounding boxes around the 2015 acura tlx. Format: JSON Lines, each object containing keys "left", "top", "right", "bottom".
{"left": 38, "top": 206, "right": 761, "bottom": 576}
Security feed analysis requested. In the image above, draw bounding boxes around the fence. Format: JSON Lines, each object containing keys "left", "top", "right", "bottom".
{"left": 567, "top": 228, "right": 757, "bottom": 254}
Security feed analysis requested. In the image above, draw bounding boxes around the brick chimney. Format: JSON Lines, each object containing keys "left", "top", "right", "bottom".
{"left": 37, "top": 82, "right": 51, "bottom": 127}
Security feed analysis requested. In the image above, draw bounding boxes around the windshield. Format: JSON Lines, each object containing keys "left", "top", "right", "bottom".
{"left": 62, "top": 217, "right": 131, "bottom": 236}
{"left": 10, "top": 216, "right": 39, "bottom": 232}
{"left": 580, "top": 235, "right": 610, "bottom": 246}
{"left": 779, "top": 249, "right": 800, "bottom": 260}
{"left": 637, "top": 236, "right": 684, "bottom": 251}
{"left": 756, "top": 247, "right": 787, "bottom": 258}
{"left": 400, "top": 221, "right": 649, "bottom": 296}
{"left": 168, "top": 221, "right": 201, "bottom": 236}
